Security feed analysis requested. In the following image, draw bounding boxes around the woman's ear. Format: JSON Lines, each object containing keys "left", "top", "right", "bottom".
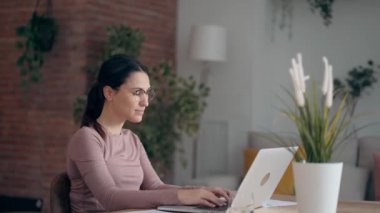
{"left": 103, "top": 86, "right": 114, "bottom": 101}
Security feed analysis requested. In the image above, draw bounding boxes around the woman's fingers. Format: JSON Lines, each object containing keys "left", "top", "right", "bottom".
{"left": 177, "top": 188, "right": 228, "bottom": 207}
{"left": 206, "top": 194, "right": 227, "bottom": 207}
{"left": 199, "top": 198, "right": 217, "bottom": 207}
{"left": 205, "top": 187, "right": 231, "bottom": 200}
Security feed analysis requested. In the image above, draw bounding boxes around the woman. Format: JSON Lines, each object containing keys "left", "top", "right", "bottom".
{"left": 67, "top": 55, "right": 232, "bottom": 212}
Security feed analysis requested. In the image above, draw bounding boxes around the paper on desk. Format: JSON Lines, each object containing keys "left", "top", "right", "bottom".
{"left": 119, "top": 210, "right": 163, "bottom": 213}
{"left": 119, "top": 201, "right": 297, "bottom": 212}
{"left": 262, "top": 199, "right": 297, "bottom": 208}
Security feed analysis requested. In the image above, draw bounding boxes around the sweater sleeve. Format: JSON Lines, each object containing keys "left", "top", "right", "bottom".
{"left": 68, "top": 128, "right": 181, "bottom": 211}
{"left": 136, "top": 134, "right": 180, "bottom": 190}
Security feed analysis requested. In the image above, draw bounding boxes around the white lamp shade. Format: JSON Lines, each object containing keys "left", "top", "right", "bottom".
{"left": 189, "top": 25, "right": 226, "bottom": 62}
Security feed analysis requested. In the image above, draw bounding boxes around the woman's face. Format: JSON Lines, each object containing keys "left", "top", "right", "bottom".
{"left": 107, "top": 71, "right": 151, "bottom": 123}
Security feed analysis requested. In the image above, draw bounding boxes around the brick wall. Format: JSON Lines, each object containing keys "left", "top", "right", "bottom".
{"left": 0, "top": 0, "right": 177, "bottom": 211}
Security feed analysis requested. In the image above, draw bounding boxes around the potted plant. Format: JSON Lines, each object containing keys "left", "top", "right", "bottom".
{"left": 307, "top": 0, "right": 335, "bottom": 26}
{"left": 334, "top": 60, "right": 378, "bottom": 116}
{"left": 16, "top": 11, "right": 58, "bottom": 87}
{"left": 270, "top": 54, "right": 354, "bottom": 213}
{"left": 275, "top": 0, "right": 335, "bottom": 32}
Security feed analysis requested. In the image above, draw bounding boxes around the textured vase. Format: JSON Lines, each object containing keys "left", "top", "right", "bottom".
{"left": 293, "top": 161, "right": 343, "bottom": 213}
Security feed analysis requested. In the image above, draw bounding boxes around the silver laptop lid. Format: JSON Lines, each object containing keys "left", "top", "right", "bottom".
{"left": 231, "top": 147, "right": 297, "bottom": 208}
{"left": 157, "top": 147, "right": 297, "bottom": 212}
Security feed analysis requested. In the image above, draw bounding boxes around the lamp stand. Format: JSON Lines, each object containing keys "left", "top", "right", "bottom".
{"left": 191, "top": 61, "right": 211, "bottom": 179}
{"left": 200, "top": 61, "right": 211, "bottom": 85}
{"left": 191, "top": 135, "right": 199, "bottom": 179}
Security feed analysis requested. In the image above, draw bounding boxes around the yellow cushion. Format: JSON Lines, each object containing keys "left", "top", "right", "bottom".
{"left": 243, "top": 148, "right": 295, "bottom": 195}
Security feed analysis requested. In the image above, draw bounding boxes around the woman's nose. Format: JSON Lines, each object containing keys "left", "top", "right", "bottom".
{"left": 140, "top": 94, "right": 149, "bottom": 107}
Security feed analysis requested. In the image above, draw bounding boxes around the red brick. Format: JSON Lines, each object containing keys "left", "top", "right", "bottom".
{"left": 0, "top": 0, "right": 177, "bottom": 212}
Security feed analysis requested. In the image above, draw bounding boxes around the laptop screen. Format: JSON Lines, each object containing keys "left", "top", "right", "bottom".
{"left": 158, "top": 147, "right": 297, "bottom": 212}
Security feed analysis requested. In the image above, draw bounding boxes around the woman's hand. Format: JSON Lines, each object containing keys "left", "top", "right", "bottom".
{"left": 203, "top": 186, "right": 233, "bottom": 200}
{"left": 177, "top": 187, "right": 229, "bottom": 207}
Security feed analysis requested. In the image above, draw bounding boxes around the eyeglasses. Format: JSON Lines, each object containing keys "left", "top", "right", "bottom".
{"left": 131, "top": 88, "right": 155, "bottom": 102}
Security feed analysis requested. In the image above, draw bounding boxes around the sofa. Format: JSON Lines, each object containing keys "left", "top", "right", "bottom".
{"left": 245, "top": 131, "right": 380, "bottom": 201}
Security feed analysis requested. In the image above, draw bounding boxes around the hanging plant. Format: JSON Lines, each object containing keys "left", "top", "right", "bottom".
{"left": 275, "top": 0, "right": 335, "bottom": 33}
{"left": 334, "top": 60, "right": 378, "bottom": 116}
{"left": 16, "top": 0, "right": 58, "bottom": 87}
{"left": 307, "top": 0, "right": 335, "bottom": 26}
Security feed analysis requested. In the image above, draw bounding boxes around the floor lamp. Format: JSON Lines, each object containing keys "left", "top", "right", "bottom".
{"left": 189, "top": 24, "right": 226, "bottom": 179}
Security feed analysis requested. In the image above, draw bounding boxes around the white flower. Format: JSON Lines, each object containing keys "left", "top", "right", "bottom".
{"left": 297, "top": 53, "right": 307, "bottom": 93}
{"left": 322, "top": 56, "right": 329, "bottom": 95}
{"left": 289, "top": 53, "right": 309, "bottom": 107}
{"left": 326, "top": 65, "right": 334, "bottom": 108}
{"left": 322, "top": 56, "right": 334, "bottom": 108}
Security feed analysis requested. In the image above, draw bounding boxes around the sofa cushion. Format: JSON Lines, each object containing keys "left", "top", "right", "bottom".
{"left": 275, "top": 162, "right": 295, "bottom": 195}
{"left": 244, "top": 147, "right": 295, "bottom": 195}
{"left": 374, "top": 152, "right": 380, "bottom": 201}
{"left": 339, "top": 165, "right": 369, "bottom": 200}
{"left": 358, "top": 136, "right": 380, "bottom": 169}
{"left": 331, "top": 138, "right": 358, "bottom": 166}
{"left": 244, "top": 148, "right": 259, "bottom": 174}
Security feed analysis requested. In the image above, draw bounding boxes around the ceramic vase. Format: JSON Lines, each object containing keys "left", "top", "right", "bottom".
{"left": 293, "top": 161, "right": 343, "bottom": 213}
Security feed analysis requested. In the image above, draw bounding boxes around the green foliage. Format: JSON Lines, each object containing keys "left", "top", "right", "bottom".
{"left": 277, "top": 0, "right": 335, "bottom": 29}
{"left": 307, "top": 0, "right": 335, "bottom": 26}
{"left": 334, "top": 60, "right": 378, "bottom": 115}
{"left": 86, "top": 25, "right": 145, "bottom": 79}
{"left": 16, "top": 12, "right": 58, "bottom": 87}
{"left": 289, "top": 84, "right": 351, "bottom": 162}
{"left": 103, "top": 25, "right": 144, "bottom": 60}
{"left": 264, "top": 55, "right": 356, "bottom": 163}
{"left": 131, "top": 63, "right": 209, "bottom": 175}
{"left": 74, "top": 24, "right": 145, "bottom": 122}
{"left": 268, "top": 83, "right": 354, "bottom": 163}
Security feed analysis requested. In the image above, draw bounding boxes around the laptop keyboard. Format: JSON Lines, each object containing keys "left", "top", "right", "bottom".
{"left": 196, "top": 204, "right": 229, "bottom": 212}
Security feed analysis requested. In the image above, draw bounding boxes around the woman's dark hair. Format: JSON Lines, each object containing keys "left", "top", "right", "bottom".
{"left": 81, "top": 55, "right": 148, "bottom": 139}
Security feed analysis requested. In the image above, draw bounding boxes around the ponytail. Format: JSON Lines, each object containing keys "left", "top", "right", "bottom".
{"left": 80, "top": 54, "right": 148, "bottom": 139}
{"left": 81, "top": 84, "right": 106, "bottom": 139}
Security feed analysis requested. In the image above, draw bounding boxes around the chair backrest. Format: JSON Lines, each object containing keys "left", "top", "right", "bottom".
{"left": 0, "top": 195, "right": 43, "bottom": 212}
{"left": 50, "top": 172, "right": 71, "bottom": 213}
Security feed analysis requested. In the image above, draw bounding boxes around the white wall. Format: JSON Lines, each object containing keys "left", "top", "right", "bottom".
{"left": 175, "top": 0, "right": 380, "bottom": 184}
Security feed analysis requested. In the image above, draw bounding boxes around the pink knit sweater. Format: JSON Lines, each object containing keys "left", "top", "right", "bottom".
{"left": 66, "top": 127, "right": 181, "bottom": 212}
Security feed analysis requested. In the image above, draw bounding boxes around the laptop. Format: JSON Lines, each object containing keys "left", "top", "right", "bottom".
{"left": 157, "top": 147, "right": 297, "bottom": 213}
